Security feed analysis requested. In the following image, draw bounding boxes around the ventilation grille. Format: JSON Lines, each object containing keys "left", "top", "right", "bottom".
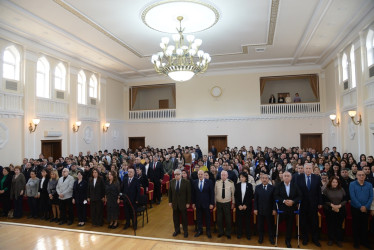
{"left": 343, "top": 80, "right": 349, "bottom": 90}
{"left": 56, "top": 91, "right": 64, "bottom": 99}
{"left": 90, "top": 98, "right": 97, "bottom": 105}
{"left": 369, "top": 65, "right": 374, "bottom": 78}
{"left": 5, "top": 80, "right": 18, "bottom": 91}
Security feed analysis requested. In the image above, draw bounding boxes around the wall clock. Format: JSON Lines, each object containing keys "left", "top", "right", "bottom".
{"left": 210, "top": 86, "right": 222, "bottom": 97}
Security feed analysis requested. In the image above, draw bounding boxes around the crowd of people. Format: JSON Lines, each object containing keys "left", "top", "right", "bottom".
{"left": 0, "top": 145, "right": 373, "bottom": 249}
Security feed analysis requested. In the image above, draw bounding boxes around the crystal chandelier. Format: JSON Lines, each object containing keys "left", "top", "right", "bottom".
{"left": 151, "top": 16, "right": 211, "bottom": 82}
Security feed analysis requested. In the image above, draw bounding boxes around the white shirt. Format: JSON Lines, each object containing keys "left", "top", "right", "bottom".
{"left": 241, "top": 182, "right": 246, "bottom": 202}
{"left": 284, "top": 182, "right": 290, "bottom": 197}
{"left": 145, "top": 164, "right": 149, "bottom": 175}
{"left": 93, "top": 178, "right": 97, "bottom": 187}
{"left": 41, "top": 177, "right": 45, "bottom": 188}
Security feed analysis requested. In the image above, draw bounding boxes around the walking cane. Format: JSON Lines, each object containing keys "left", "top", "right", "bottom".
{"left": 294, "top": 201, "right": 301, "bottom": 248}
{"left": 124, "top": 194, "right": 137, "bottom": 236}
{"left": 275, "top": 200, "right": 284, "bottom": 247}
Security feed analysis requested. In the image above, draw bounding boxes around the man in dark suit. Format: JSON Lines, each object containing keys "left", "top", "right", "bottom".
{"left": 210, "top": 145, "right": 217, "bottom": 159}
{"left": 234, "top": 172, "right": 253, "bottom": 240}
{"left": 192, "top": 170, "right": 214, "bottom": 238}
{"left": 170, "top": 152, "right": 179, "bottom": 170}
{"left": 149, "top": 156, "right": 164, "bottom": 204}
{"left": 121, "top": 168, "right": 140, "bottom": 229}
{"left": 133, "top": 157, "right": 145, "bottom": 176}
{"left": 292, "top": 163, "right": 322, "bottom": 247}
{"left": 168, "top": 169, "right": 191, "bottom": 238}
{"left": 254, "top": 173, "right": 276, "bottom": 245}
{"left": 274, "top": 171, "right": 302, "bottom": 248}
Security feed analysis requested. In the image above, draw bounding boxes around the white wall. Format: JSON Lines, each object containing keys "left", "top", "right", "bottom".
{"left": 133, "top": 86, "right": 175, "bottom": 110}
{"left": 261, "top": 78, "right": 318, "bottom": 104}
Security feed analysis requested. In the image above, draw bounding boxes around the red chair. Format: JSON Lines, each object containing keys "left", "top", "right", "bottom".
{"left": 147, "top": 182, "right": 154, "bottom": 208}
{"left": 140, "top": 187, "right": 144, "bottom": 196}
{"left": 161, "top": 174, "right": 170, "bottom": 195}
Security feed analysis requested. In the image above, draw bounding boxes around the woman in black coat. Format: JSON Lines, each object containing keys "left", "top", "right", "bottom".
{"left": 87, "top": 169, "right": 105, "bottom": 226}
{"left": 73, "top": 171, "right": 88, "bottom": 226}
{"left": 234, "top": 172, "right": 254, "bottom": 240}
{"left": 38, "top": 169, "right": 50, "bottom": 220}
{"left": 105, "top": 171, "right": 120, "bottom": 229}
{"left": 0, "top": 167, "right": 12, "bottom": 217}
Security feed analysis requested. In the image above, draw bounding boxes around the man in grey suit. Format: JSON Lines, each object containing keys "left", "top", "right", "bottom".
{"left": 169, "top": 169, "right": 191, "bottom": 238}
{"left": 56, "top": 168, "right": 75, "bottom": 225}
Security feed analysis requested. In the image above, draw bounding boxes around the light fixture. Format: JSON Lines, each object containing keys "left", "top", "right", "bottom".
{"left": 72, "top": 121, "right": 81, "bottom": 132}
{"left": 103, "top": 122, "right": 110, "bottom": 132}
{"left": 29, "top": 118, "right": 40, "bottom": 133}
{"left": 348, "top": 110, "right": 362, "bottom": 125}
{"left": 151, "top": 16, "right": 211, "bottom": 82}
{"left": 329, "top": 114, "right": 340, "bottom": 127}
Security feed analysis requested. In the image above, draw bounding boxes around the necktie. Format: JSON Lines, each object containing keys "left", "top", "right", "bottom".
{"left": 153, "top": 163, "right": 156, "bottom": 170}
{"left": 263, "top": 185, "right": 266, "bottom": 190}
{"left": 199, "top": 180, "right": 203, "bottom": 192}
{"left": 176, "top": 180, "right": 180, "bottom": 192}
{"left": 128, "top": 178, "right": 131, "bottom": 185}
{"left": 222, "top": 181, "right": 225, "bottom": 199}
{"left": 307, "top": 176, "right": 311, "bottom": 190}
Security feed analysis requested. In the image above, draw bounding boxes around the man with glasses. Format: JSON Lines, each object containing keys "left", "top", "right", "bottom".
{"left": 168, "top": 169, "right": 191, "bottom": 238}
{"left": 350, "top": 170, "right": 373, "bottom": 249}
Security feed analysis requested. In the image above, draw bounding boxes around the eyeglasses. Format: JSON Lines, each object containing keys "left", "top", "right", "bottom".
{"left": 175, "top": 173, "right": 181, "bottom": 175}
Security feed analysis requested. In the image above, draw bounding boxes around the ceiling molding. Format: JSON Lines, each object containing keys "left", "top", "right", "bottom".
{"left": 291, "top": 0, "right": 333, "bottom": 65}
{"left": 53, "top": 0, "right": 279, "bottom": 58}
{"left": 319, "top": 2, "right": 374, "bottom": 68}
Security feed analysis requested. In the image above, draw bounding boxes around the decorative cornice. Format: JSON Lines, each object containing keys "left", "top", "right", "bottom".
{"left": 364, "top": 98, "right": 374, "bottom": 109}
{"left": 0, "top": 111, "right": 24, "bottom": 118}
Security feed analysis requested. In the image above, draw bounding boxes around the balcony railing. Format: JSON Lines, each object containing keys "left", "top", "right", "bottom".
{"left": 260, "top": 102, "right": 320, "bottom": 115}
{"left": 129, "top": 109, "right": 176, "bottom": 120}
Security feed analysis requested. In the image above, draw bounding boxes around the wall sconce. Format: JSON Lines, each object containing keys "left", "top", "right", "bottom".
{"left": 103, "top": 122, "right": 110, "bottom": 132}
{"left": 348, "top": 110, "right": 362, "bottom": 125}
{"left": 29, "top": 118, "right": 40, "bottom": 133}
{"left": 329, "top": 114, "right": 340, "bottom": 127}
{"left": 72, "top": 121, "right": 81, "bottom": 132}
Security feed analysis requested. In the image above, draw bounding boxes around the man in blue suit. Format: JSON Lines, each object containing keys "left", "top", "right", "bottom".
{"left": 192, "top": 170, "right": 214, "bottom": 238}
{"left": 121, "top": 168, "right": 140, "bottom": 230}
{"left": 292, "top": 163, "right": 322, "bottom": 247}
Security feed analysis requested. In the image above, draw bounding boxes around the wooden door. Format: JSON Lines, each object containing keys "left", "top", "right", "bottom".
{"left": 208, "top": 135, "right": 227, "bottom": 154}
{"left": 300, "top": 133, "right": 322, "bottom": 152}
{"left": 159, "top": 99, "right": 169, "bottom": 109}
{"left": 41, "top": 140, "right": 62, "bottom": 161}
{"left": 129, "top": 137, "right": 145, "bottom": 151}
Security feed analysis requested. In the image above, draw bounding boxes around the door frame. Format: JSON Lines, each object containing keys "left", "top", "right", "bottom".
{"left": 128, "top": 137, "right": 146, "bottom": 151}
{"left": 41, "top": 139, "right": 62, "bottom": 159}
{"left": 300, "top": 133, "right": 322, "bottom": 152}
{"left": 208, "top": 135, "right": 228, "bottom": 153}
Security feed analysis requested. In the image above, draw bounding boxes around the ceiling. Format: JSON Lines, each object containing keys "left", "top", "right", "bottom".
{"left": 0, "top": 0, "right": 373, "bottom": 83}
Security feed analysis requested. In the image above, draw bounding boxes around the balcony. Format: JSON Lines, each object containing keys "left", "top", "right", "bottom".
{"left": 260, "top": 102, "right": 320, "bottom": 115}
{"left": 129, "top": 109, "right": 176, "bottom": 120}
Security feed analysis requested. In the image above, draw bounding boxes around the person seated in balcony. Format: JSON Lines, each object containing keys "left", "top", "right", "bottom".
{"left": 278, "top": 94, "right": 285, "bottom": 103}
{"left": 293, "top": 93, "right": 301, "bottom": 102}
{"left": 285, "top": 93, "right": 292, "bottom": 103}
{"left": 269, "top": 94, "right": 276, "bottom": 104}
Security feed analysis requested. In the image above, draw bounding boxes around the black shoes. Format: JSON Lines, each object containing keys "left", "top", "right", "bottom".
{"left": 246, "top": 235, "right": 251, "bottom": 240}
{"left": 172, "top": 231, "right": 180, "bottom": 237}
{"left": 207, "top": 232, "right": 212, "bottom": 238}
{"left": 194, "top": 231, "right": 202, "bottom": 237}
{"left": 184, "top": 232, "right": 188, "bottom": 238}
{"left": 327, "top": 240, "right": 333, "bottom": 246}
{"left": 59, "top": 221, "right": 66, "bottom": 225}
{"left": 269, "top": 238, "right": 275, "bottom": 245}
{"left": 312, "top": 240, "right": 321, "bottom": 247}
{"left": 123, "top": 224, "right": 130, "bottom": 230}
{"left": 217, "top": 233, "right": 223, "bottom": 238}
{"left": 258, "top": 237, "right": 263, "bottom": 244}
{"left": 302, "top": 239, "right": 308, "bottom": 246}
{"left": 226, "top": 235, "right": 231, "bottom": 239}
{"left": 237, "top": 235, "right": 241, "bottom": 239}
{"left": 67, "top": 221, "right": 73, "bottom": 225}
{"left": 285, "top": 241, "right": 292, "bottom": 248}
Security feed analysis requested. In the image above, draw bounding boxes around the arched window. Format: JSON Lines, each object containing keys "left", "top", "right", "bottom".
{"left": 350, "top": 46, "right": 356, "bottom": 88}
{"left": 89, "top": 74, "right": 98, "bottom": 99}
{"left": 342, "top": 53, "right": 348, "bottom": 82}
{"left": 367, "top": 29, "right": 374, "bottom": 67}
{"left": 77, "top": 70, "right": 86, "bottom": 104}
{"left": 36, "top": 57, "right": 50, "bottom": 98}
{"left": 3, "top": 45, "right": 20, "bottom": 80}
{"left": 54, "top": 63, "right": 66, "bottom": 91}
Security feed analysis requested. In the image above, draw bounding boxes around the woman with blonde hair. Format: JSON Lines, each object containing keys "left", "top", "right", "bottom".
{"left": 48, "top": 169, "right": 60, "bottom": 222}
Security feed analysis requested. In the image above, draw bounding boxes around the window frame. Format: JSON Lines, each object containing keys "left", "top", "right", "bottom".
{"left": 54, "top": 62, "right": 66, "bottom": 92}
{"left": 88, "top": 74, "right": 98, "bottom": 99}
{"left": 2, "top": 45, "right": 21, "bottom": 81}
{"left": 77, "top": 70, "right": 86, "bottom": 105}
{"left": 36, "top": 56, "right": 50, "bottom": 98}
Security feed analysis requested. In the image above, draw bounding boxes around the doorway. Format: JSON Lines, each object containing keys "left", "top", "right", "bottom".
{"left": 129, "top": 137, "right": 145, "bottom": 151}
{"left": 41, "top": 140, "right": 62, "bottom": 161}
{"left": 208, "top": 135, "right": 228, "bottom": 153}
{"left": 159, "top": 99, "right": 169, "bottom": 109}
{"left": 300, "top": 133, "right": 322, "bottom": 152}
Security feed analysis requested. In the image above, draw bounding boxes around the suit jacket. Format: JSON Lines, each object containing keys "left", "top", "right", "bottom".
{"left": 274, "top": 181, "right": 302, "bottom": 213}
{"left": 87, "top": 177, "right": 105, "bottom": 201}
{"left": 73, "top": 179, "right": 88, "bottom": 203}
{"left": 254, "top": 184, "right": 275, "bottom": 215}
{"left": 292, "top": 173, "right": 322, "bottom": 211}
{"left": 168, "top": 178, "right": 191, "bottom": 210}
{"left": 234, "top": 182, "right": 253, "bottom": 208}
{"left": 121, "top": 176, "right": 140, "bottom": 204}
{"left": 56, "top": 175, "right": 75, "bottom": 200}
{"left": 38, "top": 177, "right": 50, "bottom": 196}
{"left": 134, "top": 163, "right": 145, "bottom": 175}
{"left": 149, "top": 161, "right": 164, "bottom": 182}
{"left": 137, "top": 175, "right": 149, "bottom": 189}
{"left": 170, "top": 158, "right": 179, "bottom": 170}
{"left": 191, "top": 179, "right": 214, "bottom": 208}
